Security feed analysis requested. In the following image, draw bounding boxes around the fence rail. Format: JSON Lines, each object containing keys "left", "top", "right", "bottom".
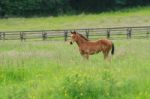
{"left": 0, "top": 26, "right": 150, "bottom": 41}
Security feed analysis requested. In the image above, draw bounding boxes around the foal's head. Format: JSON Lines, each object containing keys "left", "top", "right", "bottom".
{"left": 70, "top": 31, "right": 88, "bottom": 45}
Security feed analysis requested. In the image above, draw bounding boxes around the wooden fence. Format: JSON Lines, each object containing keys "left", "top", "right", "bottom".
{"left": 0, "top": 26, "right": 150, "bottom": 41}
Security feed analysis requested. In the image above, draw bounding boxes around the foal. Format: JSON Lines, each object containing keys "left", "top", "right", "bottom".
{"left": 70, "top": 31, "right": 114, "bottom": 60}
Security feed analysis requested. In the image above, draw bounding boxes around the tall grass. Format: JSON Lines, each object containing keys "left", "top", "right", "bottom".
{"left": 0, "top": 39, "right": 150, "bottom": 99}
{"left": 0, "top": 6, "right": 150, "bottom": 31}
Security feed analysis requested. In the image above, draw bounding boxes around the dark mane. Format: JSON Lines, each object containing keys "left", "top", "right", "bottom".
{"left": 78, "top": 33, "right": 89, "bottom": 41}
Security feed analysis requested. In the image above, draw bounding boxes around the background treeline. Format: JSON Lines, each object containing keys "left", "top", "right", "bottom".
{"left": 0, "top": 0, "right": 150, "bottom": 17}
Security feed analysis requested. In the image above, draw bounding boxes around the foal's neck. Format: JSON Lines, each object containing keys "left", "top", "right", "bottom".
{"left": 76, "top": 37, "right": 88, "bottom": 47}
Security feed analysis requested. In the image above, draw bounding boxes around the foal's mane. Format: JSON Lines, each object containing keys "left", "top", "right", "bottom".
{"left": 78, "top": 33, "right": 89, "bottom": 41}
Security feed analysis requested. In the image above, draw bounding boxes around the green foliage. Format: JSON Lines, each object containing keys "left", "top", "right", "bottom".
{"left": 0, "top": 39, "right": 150, "bottom": 99}
{"left": 54, "top": 70, "right": 138, "bottom": 99}
{"left": 0, "top": 68, "right": 31, "bottom": 84}
{"left": 0, "top": 0, "right": 150, "bottom": 17}
{"left": 0, "top": 0, "right": 71, "bottom": 17}
{"left": 61, "top": 73, "right": 99, "bottom": 99}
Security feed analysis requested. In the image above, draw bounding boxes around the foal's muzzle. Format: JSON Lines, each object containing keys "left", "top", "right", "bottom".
{"left": 70, "top": 41, "right": 73, "bottom": 45}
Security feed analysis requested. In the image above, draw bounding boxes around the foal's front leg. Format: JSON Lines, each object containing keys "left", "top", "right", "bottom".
{"left": 81, "top": 53, "right": 89, "bottom": 60}
{"left": 83, "top": 54, "right": 89, "bottom": 60}
{"left": 79, "top": 49, "right": 89, "bottom": 60}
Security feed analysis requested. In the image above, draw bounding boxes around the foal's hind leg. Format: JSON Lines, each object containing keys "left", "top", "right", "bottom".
{"left": 103, "top": 48, "right": 112, "bottom": 62}
{"left": 103, "top": 51, "right": 109, "bottom": 60}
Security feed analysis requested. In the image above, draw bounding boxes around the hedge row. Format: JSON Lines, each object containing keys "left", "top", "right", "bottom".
{"left": 0, "top": 0, "right": 150, "bottom": 17}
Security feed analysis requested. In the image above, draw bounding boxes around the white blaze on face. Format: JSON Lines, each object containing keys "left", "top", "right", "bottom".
{"left": 71, "top": 34, "right": 73, "bottom": 37}
{"left": 70, "top": 34, "right": 74, "bottom": 41}
{"left": 70, "top": 34, "right": 74, "bottom": 44}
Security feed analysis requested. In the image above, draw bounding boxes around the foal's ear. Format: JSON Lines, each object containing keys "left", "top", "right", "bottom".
{"left": 73, "top": 30, "right": 77, "bottom": 34}
{"left": 71, "top": 31, "right": 73, "bottom": 34}
{"left": 71, "top": 31, "right": 76, "bottom": 34}
{"left": 70, "top": 31, "right": 73, "bottom": 34}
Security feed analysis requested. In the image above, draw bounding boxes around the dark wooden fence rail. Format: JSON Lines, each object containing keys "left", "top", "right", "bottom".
{"left": 0, "top": 26, "right": 150, "bottom": 41}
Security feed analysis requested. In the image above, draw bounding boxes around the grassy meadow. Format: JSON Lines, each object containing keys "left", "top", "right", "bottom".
{"left": 0, "top": 6, "right": 150, "bottom": 99}
{"left": 0, "top": 7, "right": 150, "bottom": 31}
{"left": 0, "top": 39, "right": 150, "bottom": 99}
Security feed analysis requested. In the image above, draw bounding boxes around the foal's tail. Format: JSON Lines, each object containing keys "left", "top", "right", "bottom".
{"left": 111, "top": 43, "right": 115, "bottom": 55}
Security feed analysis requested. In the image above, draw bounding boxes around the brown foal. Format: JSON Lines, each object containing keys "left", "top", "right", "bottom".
{"left": 70, "top": 31, "right": 114, "bottom": 60}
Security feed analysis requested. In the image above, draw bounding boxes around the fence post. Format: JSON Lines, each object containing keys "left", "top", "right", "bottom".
{"left": 64, "top": 30, "right": 68, "bottom": 41}
{"left": 85, "top": 29, "right": 89, "bottom": 39}
{"left": 3, "top": 32, "right": 5, "bottom": 40}
{"left": 20, "top": 32, "right": 25, "bottom": 41}
{"left": 23, "top": 32, "right": 26, "bottom": 41}
{"left": 127, "top": 28, "right": 132, "bottom": 39}
{"left": 146, "top": 32, "right": 149, "bottom": 39}
{"left": 107, "top": 29, "right": 110, "bottom": 38}
{"left": 0, "top": 32, "right": 2, "bottom": 40}
{"left": 146, "top": 29, "right": 149, "bottom": 39}
{"left": 42, "top": 31, "right": 47, "bottom": 40}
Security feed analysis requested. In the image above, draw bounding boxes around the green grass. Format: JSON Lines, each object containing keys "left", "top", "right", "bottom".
{"left": 0, "top": 6, "right": 150, "bottom": 99}
{"left": 0, "top": 39, "right": 150, "bottom": 99}
{"left": 0, "top": 6, "right": 150, "bottom": 31}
